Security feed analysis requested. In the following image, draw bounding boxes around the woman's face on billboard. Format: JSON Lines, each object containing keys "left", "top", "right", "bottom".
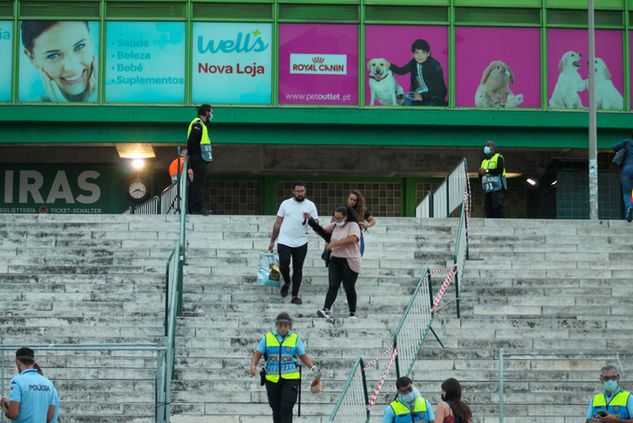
{"left": 27, "top": 22, "right": 94, "bottom": 97}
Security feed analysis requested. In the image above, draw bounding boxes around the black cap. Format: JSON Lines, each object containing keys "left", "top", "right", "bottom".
{"left": 16, "top": 347, "right": 34, "bottom": 361}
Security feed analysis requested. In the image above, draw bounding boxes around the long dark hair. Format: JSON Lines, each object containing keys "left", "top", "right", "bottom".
{"left": 21, "top": 21, "right": 90, "bottom": 52}
{"left": 441, "top": 378, "right": 472, "bottom": 422}
{"left": 348, "top": 190, "right": 367, "bottom": 220}
{"left": 335, "top": 205, "right": 359, "bottom": 224}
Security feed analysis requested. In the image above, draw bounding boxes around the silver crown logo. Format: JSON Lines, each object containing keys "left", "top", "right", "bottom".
{"left": 312, "top": 57, "right": 325, "bottom": 64}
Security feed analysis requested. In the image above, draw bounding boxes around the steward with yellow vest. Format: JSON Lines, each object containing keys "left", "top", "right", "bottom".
{"left": 383, "top": 377, "right": 436, "bottom": 423}
{"left": 250, "top": 312, "right": 318, "bottom": 423}
{"left": 478, "top": 140, "right": 507, "bottom": 218}
{"left": 186, "top": 104, "right": 213, "bottom": 216}
{"left": 585, "top": 365, "right": 633, "bottom": 423}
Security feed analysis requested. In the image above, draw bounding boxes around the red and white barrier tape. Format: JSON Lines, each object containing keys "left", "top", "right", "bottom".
{"left": 431, "top": 266, "right": 454, "bottom": 276}
{"left": 363, "top": 345, "right": 397, "bottom": 370}
{"left": 431, "top": 266, "right": 457, "bottom": 312}
{"left": 368, "top": 346, "right": 398, "bottom": 409}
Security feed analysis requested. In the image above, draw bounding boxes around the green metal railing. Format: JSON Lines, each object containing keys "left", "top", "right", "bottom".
{"left": 393, "top": 269, "right": 435, "bottom": 379}
{"left": 327, "top": 358, "right": 370, "bottom": 423}
{"left": 158, "top": 150, "right": 188, "bottom": 423}
{"left": 0, "top": 343, "right": 166, "bottom": 423}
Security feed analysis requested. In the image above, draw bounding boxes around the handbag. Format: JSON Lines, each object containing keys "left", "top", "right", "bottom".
{"left": 613, "top": 148, "right": 626, "bottom": 168}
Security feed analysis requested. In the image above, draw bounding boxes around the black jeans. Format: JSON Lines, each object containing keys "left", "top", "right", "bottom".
{"left": 277, "top": 243, "right": 308, "bottom": 297}
{"left": 484, "top": 190, "right": 505, "bottom": 218}
{"left": 324, "top": 257, "right": 359, "bottom": 314}
{"left": 265, "top": 379, "right": 299, "bottom": 423}
{"left": 187, "top": 160, "right": 208, "bottom": 213}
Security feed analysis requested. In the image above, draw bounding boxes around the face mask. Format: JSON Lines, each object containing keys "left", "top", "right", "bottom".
{"left": 441, "top": 394, "right": 446, "bottom": 401}
{"left": 604, "top": 379, "right": 618, "bottom": 392}
{"left": 484, "top": 146, "right": 492, "bottom": 155}
{"left": 400, "top": 391, "right": 417, "bottom": 405}
{"left": 208, "top": 113, "right": 213, "bottom": 121}
{"left": 335, "top": 220, "right": 346, "bottom": 227}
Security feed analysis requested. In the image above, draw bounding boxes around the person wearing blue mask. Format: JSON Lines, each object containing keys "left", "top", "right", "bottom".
{"left": 585, "top": 365, "right": 633, "bottom": 423}
{"left": 478, "top": 140, "right": 507, "bottom": 218}
{"left": 383, "top": 376, "right": 435, "bottom": 423}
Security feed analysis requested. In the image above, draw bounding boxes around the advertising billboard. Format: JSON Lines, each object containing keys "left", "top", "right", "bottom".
{"left": 192, "top": 22, "right": 272, "bottom": 105}
{"left": 547, "top": 29, "right": 624, "bottom": 110}
{"left": 105, "top": 21, "right": 185, "bottom": 103}
{"left": 0, "top": 21, "right": 12, "bottom": 102}
{"left": 279, "top": 24, "right": 358, "bottom": 105}
{"left": 455, "top": 27, "right": 540, "bottom": 108}
{"left": 19, "top": 21, "right": 100, "bottom": 103}
{"left": 365, "top": 25, "right": 448, "bottom": 107}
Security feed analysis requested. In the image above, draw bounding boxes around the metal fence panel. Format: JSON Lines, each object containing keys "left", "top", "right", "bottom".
{"left": 0, "top": 344, "right": 165, "bottom": 423}
{"left": 328, "top": 358, "right": 369, "bottom": 423}
{"left": 433, "top": 180, "right": 448, "bottom": 218}
{"left": 416, "top": 194, "right": 431, "bottom": 218}
{"left": 393, "top": 270, "right": 433, "bottom": 378}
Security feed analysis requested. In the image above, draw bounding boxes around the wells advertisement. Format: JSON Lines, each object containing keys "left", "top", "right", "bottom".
{"left": 0, "top": 21, "right": 12, "bottom": 102}
{"left": 105, "top": 21, "right": 185, "bottom": 103}
{"left": 279, "top": 24, "right": 358, "bottom": 105}
{"left": 192, "top": 22, "right": 272, "bottom": 104}
{"left": 0, "top": 165, "right": 126, "bottom": 214}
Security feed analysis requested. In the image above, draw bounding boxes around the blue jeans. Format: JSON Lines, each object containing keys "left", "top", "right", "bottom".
{"left": 620, "top": 166, "right": 633, "bottom": 216}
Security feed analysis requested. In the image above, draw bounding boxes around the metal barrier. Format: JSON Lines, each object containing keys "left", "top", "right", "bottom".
{"left": 393, "top": 269, "right": 434, "bottom": 379}
{"left": 328, "top": 358, "right": 370, "bottom": 423}
{"left": 0, "top": 343, "right": 166, "bottom": 423}
{"left": 498, "top": 349, "right": 625, "bottom": 423}
{"left": 131, "top": 195, "right": 161, "bottom": 214}
{"left": 417, "top": 158, "right": 469, "bottom": 219}
{"left": 130, "top": 148, "right": 184, "bottom": 215}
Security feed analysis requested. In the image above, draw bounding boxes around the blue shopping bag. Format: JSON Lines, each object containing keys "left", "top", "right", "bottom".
{"left": 257, "top": 252, "right": 281, "bottom": 287}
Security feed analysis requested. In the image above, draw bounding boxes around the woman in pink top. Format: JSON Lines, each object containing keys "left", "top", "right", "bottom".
{"left": 316, "top": 206, "right": 362, "bottom": 319}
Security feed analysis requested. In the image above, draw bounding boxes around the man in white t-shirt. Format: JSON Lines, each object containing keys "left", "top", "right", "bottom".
{"left": 268, "top": 182, "right": 319, "bottom": 304}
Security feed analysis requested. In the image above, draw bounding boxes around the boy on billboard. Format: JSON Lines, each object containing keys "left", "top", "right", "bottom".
{"left": 387, "top": 39, "right": 447, "bottom": 107}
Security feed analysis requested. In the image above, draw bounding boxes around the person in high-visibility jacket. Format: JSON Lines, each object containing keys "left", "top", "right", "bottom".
{"left": 186, "top": 104, "right": 213, "bottom": 215}
{"left": 383, "top": 376, "right": 435, "bottom": 423}
{"left": 585, "top": 365, "right": 633, "bottom": 423}
{"left": 478, "top": 140, "right": 507, "bottom": 218}
{"left": 250, "top": 312, "right": 318, "bottom": 423}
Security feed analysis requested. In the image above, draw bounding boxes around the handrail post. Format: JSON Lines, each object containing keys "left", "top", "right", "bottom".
{"left": 499, "top": 348, "right": 505, "bottom": 423}
{"left": 446, "top": 176, "right": 450, "bottom": 217}
{"left": 360, "top": 358, "right": 370, "bottom": 423}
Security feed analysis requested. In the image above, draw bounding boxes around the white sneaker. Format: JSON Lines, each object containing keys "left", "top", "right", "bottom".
{"left": 349, "top": 313, "right": 357, "bottom": 320}
{"left": 317, "top": 309, "right": 330, "bottom": 319}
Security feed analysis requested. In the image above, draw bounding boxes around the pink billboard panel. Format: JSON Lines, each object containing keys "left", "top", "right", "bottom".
{"left": 547, "top": 29, "right": 623, "bottom": 110}
{"left": 455, "top": 27, "right": 540, "bottom": 108}
{"left": 365, "top": 25, "right": 448, "bottom": 107}
{"left": 279, "top": 24, "right": 358, "bottom": 105}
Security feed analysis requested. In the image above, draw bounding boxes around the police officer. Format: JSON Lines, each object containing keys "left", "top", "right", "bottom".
{"left": 585, "top": 365, "right": 633, "bottom": 423}
{"left": 478, "top": 140, "right": 507, "bottom": 218}
{"left": 249, "top": 312, "right": 318, "bottom": 423}
{"left": 383, "top": 377, "right": 435, "bottom": 423}
{"left": 186, "top": 104, "right": 213, "bottom": 215}
{"left": 0, "top": 347, "right": 59, "bottom": 423}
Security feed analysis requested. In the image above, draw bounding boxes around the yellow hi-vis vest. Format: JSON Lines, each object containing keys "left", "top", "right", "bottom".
{"left": 591, "top": 390, "right": 631, "bottom": 419}
{"left": 187, "top": 117, "right": 212, "bottom": 162}
{"left": 264, "top": 332, "right": 300, "bottom": 383}
{"left": 480, "top": 153, "right": 507, "bottom": 192}
{"left": 390, "top": 397, "right": 430, "bottom": 423}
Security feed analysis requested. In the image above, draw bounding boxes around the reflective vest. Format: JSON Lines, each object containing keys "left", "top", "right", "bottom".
{"left": 591, "top": 390, "right": 631, "bottom": 420}
{"left": 390, "top": 397, "right": 430, "bottom": 423}
{"left": 480, "top": 153, "right": 507, "bottom": 192}
{"left": 187, "top": 117, "right": 212, "bottom": 162}
{"left": 264, "top": 331, "right": 300, "bottom": 383}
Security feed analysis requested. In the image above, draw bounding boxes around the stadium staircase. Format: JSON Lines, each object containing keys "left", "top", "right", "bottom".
{"left": 2, "top": 214, "right": 632, "bottom": 423}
